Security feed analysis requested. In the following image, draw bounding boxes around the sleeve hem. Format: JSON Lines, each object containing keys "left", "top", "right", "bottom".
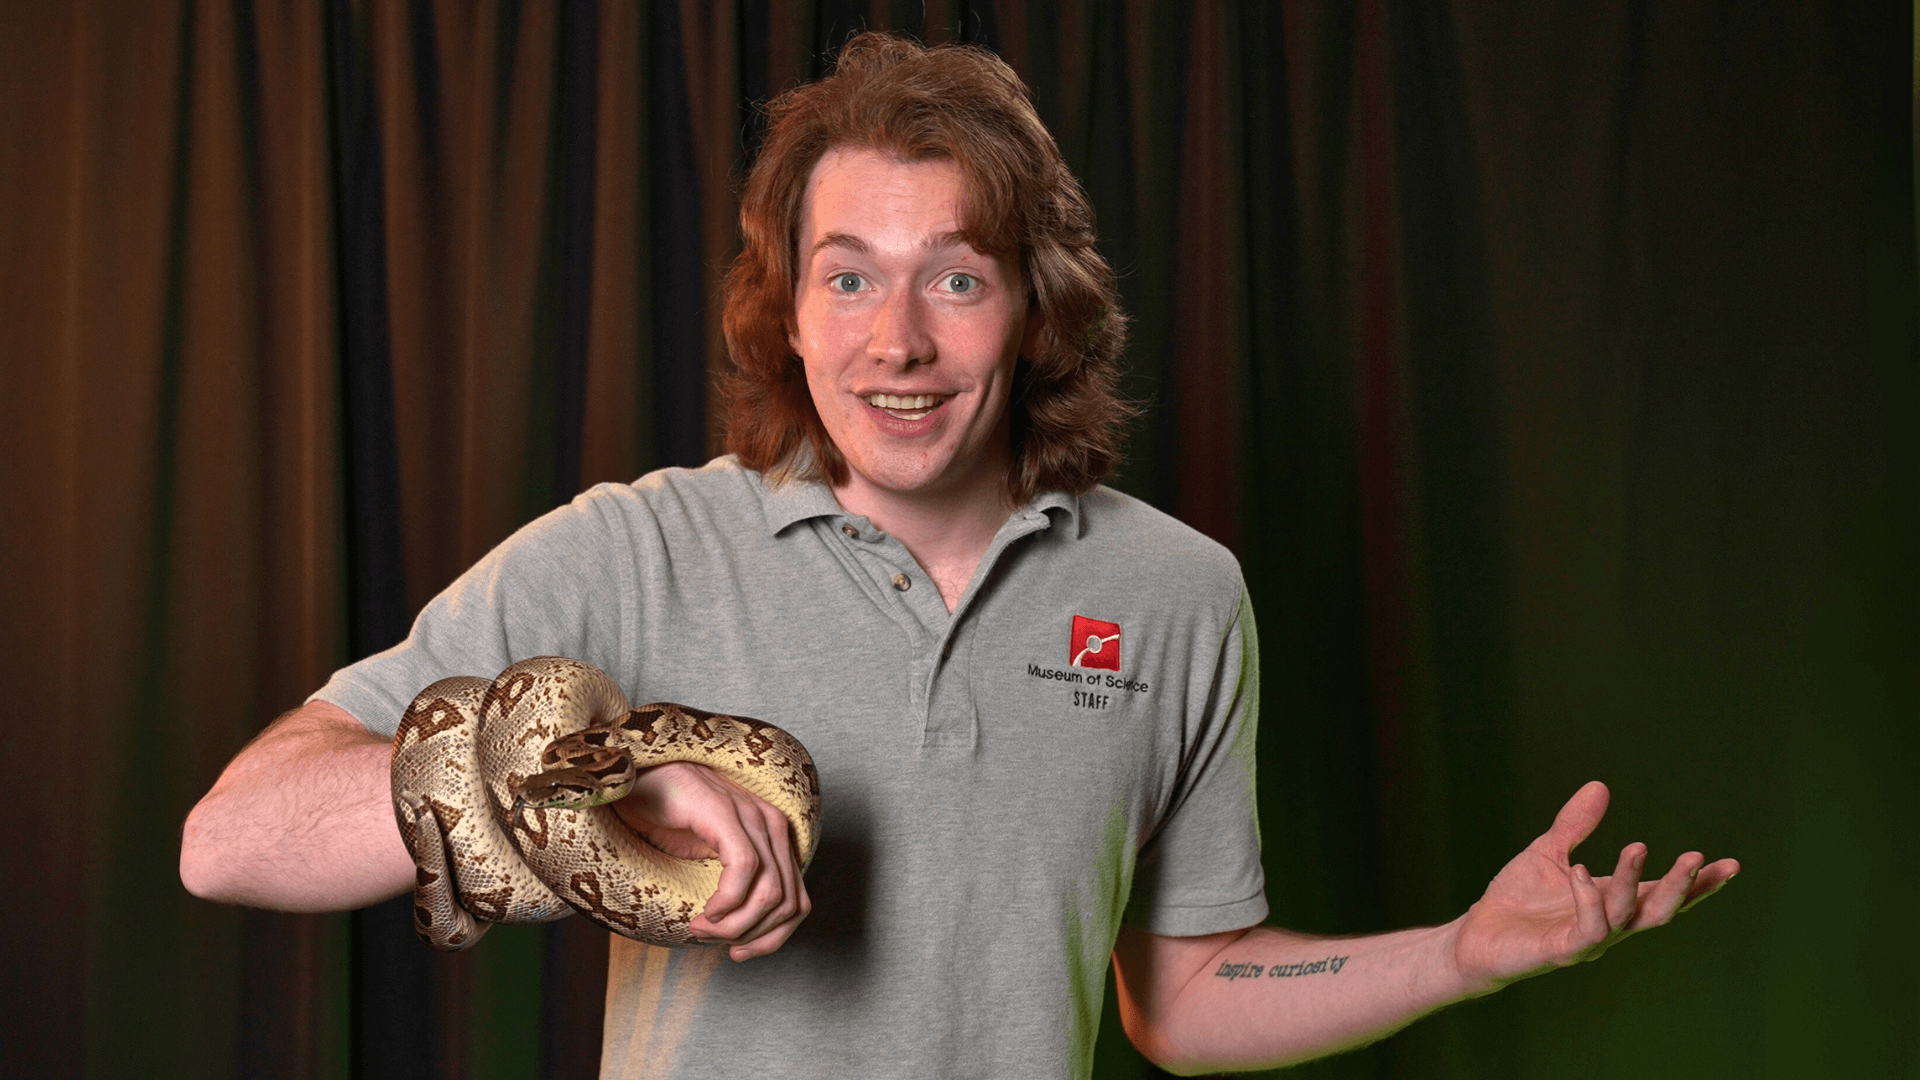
{"left": 1125, "top": 893, "right": 1270, "bottom": 938}
{"left": 308, "top": 680, "right": 404, "bottom": 740}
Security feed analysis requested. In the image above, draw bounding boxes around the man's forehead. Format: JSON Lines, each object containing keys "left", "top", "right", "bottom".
{"left": 805, "top": 145, "right": 962, "bottom": 191}
{"left": 799, "top": 150, "right": 965, "bottom": 237}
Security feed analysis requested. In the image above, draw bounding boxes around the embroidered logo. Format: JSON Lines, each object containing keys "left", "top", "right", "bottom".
{"left": 1070, "top": 615, "right": 1122, "bottom": 671}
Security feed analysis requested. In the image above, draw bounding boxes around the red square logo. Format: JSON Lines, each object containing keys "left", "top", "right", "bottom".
{"left": 1070, "top": 615, "right": 1122, "bottom": 671}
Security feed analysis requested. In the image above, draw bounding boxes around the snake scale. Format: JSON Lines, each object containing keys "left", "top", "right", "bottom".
{"left": 389, "top": 656, "right": 822, "bottom": 950}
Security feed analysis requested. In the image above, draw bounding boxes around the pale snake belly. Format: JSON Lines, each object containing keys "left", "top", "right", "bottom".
{"left": 389, "top": 656, "right": 822, "bottom": 950}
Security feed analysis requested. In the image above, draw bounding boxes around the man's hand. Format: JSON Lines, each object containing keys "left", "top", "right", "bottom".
{"left": 611, "top": 762, "right": 811, "bottom": 962}
{"left": 1448, "top": 780, "right": 1739, "bottom": 992}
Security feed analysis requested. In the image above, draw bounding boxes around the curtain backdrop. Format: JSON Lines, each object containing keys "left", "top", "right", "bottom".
{"left": 2, "top": 2, "right": 1912, "bottom": 1079}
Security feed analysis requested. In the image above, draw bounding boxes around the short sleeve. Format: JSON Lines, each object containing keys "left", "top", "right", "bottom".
{"left": 310, "top": 489, "right": 636, "bottom": 738}
{"left": 1123, "top": 586, "right": 1267, "bottom": 936}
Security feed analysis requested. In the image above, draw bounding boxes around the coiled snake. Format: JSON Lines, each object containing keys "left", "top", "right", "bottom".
{"left": 389, "top": 656, "right": 822, "bottom": 950}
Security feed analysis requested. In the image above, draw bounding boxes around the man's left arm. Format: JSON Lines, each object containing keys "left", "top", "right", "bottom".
{"left": 1113, "top": 781, "right": 1738, "bottom": 1076}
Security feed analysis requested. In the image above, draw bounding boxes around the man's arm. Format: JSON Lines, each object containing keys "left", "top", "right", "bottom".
{"left": 180, "top": 700, "right": 811, "bottom": 958}
{"left": 180, "top": 700, "right": 415, "bottom": 910}
{"left": 1114, "top": 921, "right": 1467, "bottom": 1074}
{"left": 1113, "top": 782, "right": 1739, "bottom": 1075}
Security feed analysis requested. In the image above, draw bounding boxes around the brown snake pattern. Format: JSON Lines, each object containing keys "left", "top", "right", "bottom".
{"left": 390, "top": 657, "right": 823, "bottom": 950}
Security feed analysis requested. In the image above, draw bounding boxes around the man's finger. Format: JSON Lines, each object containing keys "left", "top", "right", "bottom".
{"left": 1537, "top": 781, "right": 1611, "bottom": 859}
{"left": 753, "top": 803, "right": 804, "bottom": 937}
{"left": 730, "top": 848, "right": 810, "bottom": 961}
{"left": 716, "top": 851, "right": 791, "bottom": 943}
{"left": 725, "top": 884, "right": 801, "bottom": 955}
{"left": 693, "top": 800, "right": 764, "bottom": 929}
{"left": 1602, "top": 843, "right": 1645, "bottom": 931}
{"left": 716, "top": 805, "right": 805, "bottom": 950}
{"left": 1626, "top": 851, "right": 1705, "bottom": 931}
{"left": 1569, "top": 864, "right": 1609, "bottom": 955}
{"left": 697, "top": 792, "right": 799, "bottom": 943}
{"left": 727, "top": 906, "right": 807, "bottom": 961}
{"left": 1678, "top": 857, "right": 1741, "bottom": 912}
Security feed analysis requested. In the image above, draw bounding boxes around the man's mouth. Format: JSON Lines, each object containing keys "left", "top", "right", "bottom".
{"left": 863, "top": 393, "right": 949, "bottom": 421}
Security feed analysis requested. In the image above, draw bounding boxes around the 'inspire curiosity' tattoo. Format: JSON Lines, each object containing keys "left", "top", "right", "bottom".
{"left": 1214, "top": 955, "right": 1350, "bottom": 982}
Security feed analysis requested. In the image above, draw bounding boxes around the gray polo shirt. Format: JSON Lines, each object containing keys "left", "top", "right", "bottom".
{"left": 316, "top": 456, "right": 1266, "bottom": 1079}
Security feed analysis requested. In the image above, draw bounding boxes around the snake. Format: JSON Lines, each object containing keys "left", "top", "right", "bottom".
{"left": 389, "top": 656, "right": 822, "bottom": 950}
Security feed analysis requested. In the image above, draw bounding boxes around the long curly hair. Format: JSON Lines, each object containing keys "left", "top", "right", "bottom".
{"left": 721, "top": 32, "right": 1132, "bottom": 504}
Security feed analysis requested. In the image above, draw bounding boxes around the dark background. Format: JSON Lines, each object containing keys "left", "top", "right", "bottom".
{"left": 2, "top": 2, "right": 1913, "bottom": 1078}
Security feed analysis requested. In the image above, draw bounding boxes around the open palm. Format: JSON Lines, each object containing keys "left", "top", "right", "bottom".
{"left": 1451, "top": 781, "right": 1739, "bottom": 990}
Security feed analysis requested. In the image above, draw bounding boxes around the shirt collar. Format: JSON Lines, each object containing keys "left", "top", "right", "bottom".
{"left": 758, "top": 469, "right": 847, "bottom": 535}
{"left": 1021, "top": 489, "right": 1083, "bottom": 538}
{"left": 752, "top": 456, "right": 1083, "bottom": 539}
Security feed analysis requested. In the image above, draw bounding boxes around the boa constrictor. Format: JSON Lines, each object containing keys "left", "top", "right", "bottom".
{"left": 389, "top": 656, "right": 822, "bottom": 950}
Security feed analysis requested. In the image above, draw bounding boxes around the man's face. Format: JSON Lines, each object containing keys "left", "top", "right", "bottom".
{"left": 789, "top": 147, "right": 1036, "bottom": 506}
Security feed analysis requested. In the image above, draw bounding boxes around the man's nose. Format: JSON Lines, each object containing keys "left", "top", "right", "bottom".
{"left": 867, "top": 285, "right": 934, "bottom": 367}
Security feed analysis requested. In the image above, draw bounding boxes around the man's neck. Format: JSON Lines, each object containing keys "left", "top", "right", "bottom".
{"left": 833, "top": 471, "right": 1016, "bottom": 612}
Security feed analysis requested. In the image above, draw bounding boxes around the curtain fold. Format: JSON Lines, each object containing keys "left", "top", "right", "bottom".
{"left": 1, "top": 1, "right": 349, "bottom": 1077}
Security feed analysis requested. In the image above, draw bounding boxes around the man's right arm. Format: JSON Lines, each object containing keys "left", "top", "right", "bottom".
{"left": 179, "top": 700, "right": 812, "bottom": 958}
{"left": 179, "top": 700, "right": 416, "bottom": 911}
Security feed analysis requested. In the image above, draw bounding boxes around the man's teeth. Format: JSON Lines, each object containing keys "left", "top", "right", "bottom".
{"left": 865, "top": 393, "right": 944, "bottom": 411}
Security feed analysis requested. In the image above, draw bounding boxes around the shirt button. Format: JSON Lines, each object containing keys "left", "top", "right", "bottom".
{"left": 891, "top": 572, "right": 910, "bottom": 591}
{"left": 841, "top": 523, "right": 859, "bottom": 538}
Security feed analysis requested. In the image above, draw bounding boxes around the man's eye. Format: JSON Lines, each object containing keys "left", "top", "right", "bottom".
{"left": 832, "top": 273, "right": 864, "bottom": 293}
{"left": 944, "top": 273, "right": 978, "bottom": 293}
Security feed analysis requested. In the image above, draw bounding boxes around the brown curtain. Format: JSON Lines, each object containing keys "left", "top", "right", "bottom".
{"left": 2, "top": 0, "right": 346, "bottom": 1076}
{"left": 1, "top": 2, "right": 1912, "bottom": 1079}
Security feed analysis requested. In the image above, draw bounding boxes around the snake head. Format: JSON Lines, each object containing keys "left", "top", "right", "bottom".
{"left": 511, "top": 751, "right": 638, "bottom": 810}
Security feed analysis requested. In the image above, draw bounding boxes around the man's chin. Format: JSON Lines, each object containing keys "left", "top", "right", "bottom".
{"left": 845, "top": 468, "right": 954, "bottom": 500}
{"left": 841, "top": 457, "right": 977, "bottom": 502}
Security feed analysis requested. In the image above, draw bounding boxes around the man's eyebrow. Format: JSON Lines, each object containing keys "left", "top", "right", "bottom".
{"left": 811, "top": 232, "right": 871, "bottom": 258}
{"left": 922, "top": 230, "right": 975, "bottom": 252}
{"left": 807, "top": 230, "right": 981, "bottom": 258}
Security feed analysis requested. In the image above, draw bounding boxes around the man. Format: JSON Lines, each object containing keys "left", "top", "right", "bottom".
{"left": 181, "top": 33, "right": 1736, "bottom": 1077}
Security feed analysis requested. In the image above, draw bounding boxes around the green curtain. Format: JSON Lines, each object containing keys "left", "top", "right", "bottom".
{"left": 1229, "top": 4, "right": 1918, "bottom": 1078}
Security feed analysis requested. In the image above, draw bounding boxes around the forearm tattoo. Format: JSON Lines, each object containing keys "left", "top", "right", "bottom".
{"left": 1214, "top": 955, "right": 1351, "bottom": 982}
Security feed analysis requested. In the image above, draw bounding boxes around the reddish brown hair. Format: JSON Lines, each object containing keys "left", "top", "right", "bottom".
{"left": 721, "top": 32, "right": 1132, "bottom": 504}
